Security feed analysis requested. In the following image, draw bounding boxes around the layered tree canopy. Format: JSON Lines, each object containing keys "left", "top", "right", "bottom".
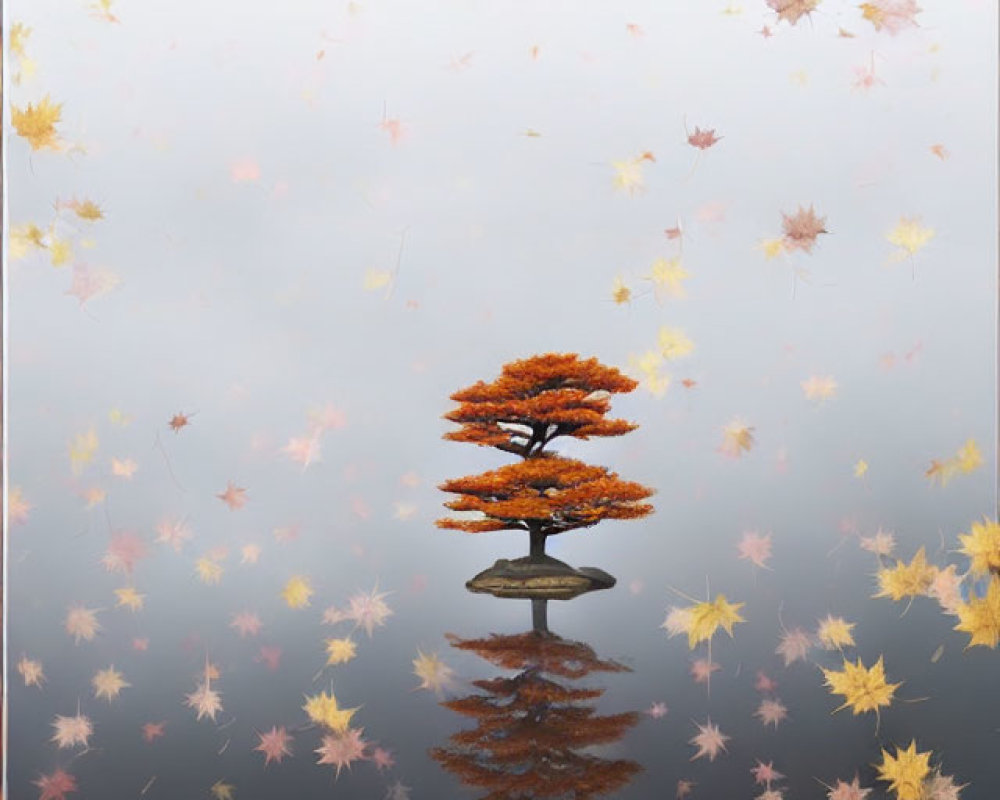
{"left": 438, "top": 353, "right": 654, "bottom": 555}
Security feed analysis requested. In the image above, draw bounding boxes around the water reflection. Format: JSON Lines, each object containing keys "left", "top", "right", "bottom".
{"left": 431, "top": 598, "right": 641, "bottom": 799}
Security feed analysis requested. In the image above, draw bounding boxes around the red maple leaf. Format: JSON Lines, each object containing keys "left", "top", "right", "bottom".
{"left": 256, "top": 725, "right": 294, "bottom": 766}
{"left": 254, "top": 645, "right": 282, "bottom": 671}
{"left": 168, "top": 412, "right": 191, "bottom": 432}
{"left": 35, "top": 769, "right": 78, "bottom": 800}
{"left": 101, "top": 531, "right": 148, "bottom": 574}
{"left": 142, "top": 721, "right": 166, "bottom": 742}
{"left": 781, "top": 204, "right": 828, "bottom": 253}
{"left": 687, "top": 126, "right": 721, "bottom": 150}
{"left": 217, "top": 482, "right": 247, "bottom": 510}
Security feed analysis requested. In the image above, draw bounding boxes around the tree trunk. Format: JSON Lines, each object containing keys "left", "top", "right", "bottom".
{"left": 531, "top": 598, "right": 549, "bottom": 633}
{"left": 529, "top": 529, "right": 546, "bottom": 557}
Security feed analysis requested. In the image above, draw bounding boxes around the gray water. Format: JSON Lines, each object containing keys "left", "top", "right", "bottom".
{"left": 4, "top": 0, "right": 998, "bottom": 797}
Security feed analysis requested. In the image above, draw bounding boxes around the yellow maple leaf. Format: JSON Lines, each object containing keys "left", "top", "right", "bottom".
{"left": 10, "top": 21, "right": 31, "bottom": 58}
{"left": 303, "top": 690, "right": 358, "bottom": 733}
{"left": 363, "top": 268, "right": 392, "bottom": 291}
{"left": 801, "top": 375, "right": 837, "bottom": 401}
{"left": 48, "top": 236, "right": 73, "bottom": 267}
{"left": 658, "top": 326, "right": 694, "bottom": 360}
{"left": 758, "top": 237, "right": 786, "bottom": 259}
{"left": 611, "top": 276, "right": 631, "bottom": 305}
{"left": 823, "top": 655, "right": 899, "bottom": 715}
{"left": 195, "top": 558, "right": 224, "bottom": 585}
{"left": 10, "top": 223, "right": 47, "bottom": 259}
{"left": 647, "top": 257, "right": 689, "bottom": 299}
{"left": 954, "top": 575, "right": 1000, "bottom": 649}
{"left": 854, "top": 459, "right": 869, "bottom": 478}
{"left": 874, "top": 547, "right": 937, "bottom": 603}
{"left": 816, "top": 615, "right": 856, "bottom": 650}
{"left": 680, "top": 594, "right": 745, "bottom": 649}
{"left": 413, "top": 649, "right": 457, "bottom": 694}
{"left": 12, "top": 96, "right": 64, "bottom": 151}
{"left": 282, "top": 575, "right": 313, "bottom": 608}
{"left": 958, "top": 517, "right": 1000, "bottom": 577}
{"left": 876, "top": 740, "right": 932, "bottom": 800}
{"left": 720, "top": 419, "right": 754, "bottom": 458}
{"left": 611, "top": 157, "right": 647, "bottom": 195}
{"left": 955, "top": 439, "right": 982, "bottom": 473}
{"left": 210, "top": 781, "right": 235, "bottom": 800}
{"left": 114, "top": 586, "right": 145, "bottom": 611}
{"left": 325, "top": 638, "right": 357, "bottom": 666}
{"left": 887, "top": 216, "right": 934, "bottom": 260}
{"left": 69, "top": 428, "right": 99, "bottom": 475}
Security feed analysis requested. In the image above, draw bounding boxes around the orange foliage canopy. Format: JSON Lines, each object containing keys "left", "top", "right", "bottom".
{"left": 438, "top": 353, "right": 654, "bottom": 552}
{"left": 437, "top": 457, "right": 653, "bottom": 535}
{"left": 443, "top": 353, "right": 640, "bottom": 458}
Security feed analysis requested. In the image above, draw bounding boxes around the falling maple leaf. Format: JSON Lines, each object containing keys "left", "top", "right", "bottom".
{"left": 315, "top": 728, "right": 368, "bottom": 778}
{"left": 65, "top": 606, "right": 101, "bottom": 643}
{"left": 720, "top": 418, "right": 754, "bottom": 458}
{"left": 12, "top": 95, "right": 64, "bottom": 150}
{"left": 114, "top": 586, "right": 145, "bottom": 611}
{"left": 255, "top": 726, "right": 293, "bottom": 766}
{"left": 781, "top": 205, "right": 828, "bottom": 253}
{"left": 759, "top": 237, "right": 786, "bottom": 259}
{"left": 953, "top": 575, "right": 1000, "bottom": 649}
{"left": 860, "top": 1, "right": 921, "bottom": 35}
{"left": 230, "top": 612, "right": 263, "bottom": 638}
{"left": 345, "top": 586, "right": 394, "bottom": 636}
{"left": 217, "top": 482, "right": 248, "bottom": 510}
{"left": 860, "top": 528, "right": 895, "bottom": 556}
{"left": 823, "top": 655, "right": 899, "bottom": 715}
{"left": 51, "top": 712, "right": 93, "bottom": 748}
{"left": 958, "top": 517, "right": 1000, "bottom": 576}
{"left": 283, "top": 435, "right": 322, "bottom": 469}
{"left": 185, "top": 681, "right": 223, "bottom": 722}
{"left": 929, "top": 144, "right": 949, "bottom": 160}
{"left": 92, "top": 666, "right": 130, "bottom": 701}
{"left": 670, "top": 593, "right": 745, "bottom": 649}
{"left": 255, "top": 645, "right": 283, "bottom": 671}
{"left": 752, "top": 761, "right": 785, "bottom": 785}
{"left": 877, "top": 741, "right": 932, "bottom": 800}
{"left": 155, "top": 518, "right": 193, "bottom": 551}
{"left": 854, "top": 459, "right": 869, "bottom": 478}
{"left": 825, "top": 775, "right": 872, "bottom": 800}
{"left": 689, "top": 658, "right": 721, "bottom": 684}
{"left": 169, "top": 412, "right": 192, "bottom": 432}
{"left": 89, "top": 0, "right": 121, "bottom": 22}
{"left": 755, "top": 697, "right": 788, "bottom": 727}
{"left": 195, "top": 557, "right": 224, "bottom": 584}
{"left": 817, "top": 615, "right": 856, "bottom": 649}
{"left": 689, "top": 718, "right": 729, "bottom": 761}
{"left": 646, "top": 701, "right": 669, "bottom": 719}
{"left": 802, "top": 375, "right": 838, "bottom": 402}
{"left": 110, "top": 457, "right": 138, "bottom": 478}
{"left": 69, "top": 428, "right": 99, "bottom": 474}
{"left": 17, "top": 656, "right": 46, "bottom": 687}
{"left": 101, "top": 531, "right": 148, "bottom": 574}
{"left": 611, "top": 276, "right": 631, "bottom": 305}
{"left": 65, "top": 264, "right": 121, "bottom": 306}
{"left": 241, "top": 543, "right": 262, "bottom": 564}
{"left": 282, "top": 575, "right": 314, "bottom": 608}
{"left": 776, "top": 627, "right": 812, "bottom": 666}
{"left": 767, "top": 0, "right": 821, "bottom": 24}
{"left": 142, "top": 721, "right": 166, "bottom": 742}
{"left": 34, "top": 769, "right": 78, "bottom": 800}
{"left": 658, "top": 326, "right": 694, "bottom": 360}
{"left": 628, "top": 350, "right": 670, "bottom": 397}
{"left": 230, "top": 158, "right": 260, "bottom": 182}
{"left": 755, "top": 671, "right": 778, "bottom": 693}
{"left": 737, "top": 530, "right": 773, "bottom": 569}
{"left": 646, "top": 257, "right": 689, "bottom": 300}
{"left": 210, "top": 780, "right": 236, "bottom": 800}
{"left": 325, "top": 637, "right": 358, "bottom": 665}
{"left": 611, "top": 153, "right": 653, "bottom": 195}
{"left": 928, "top": 565, "right": 963, "bottom": 614}
{"left": 874, "top": 547, "right": 937, "bottom": 602}
{"left": 413, "top": 649, "right": 456, "bottom": 695}
{"left": 303, "top": 690, "right": 359, "bottom": 733}
{"left": 9, "top": 487, "right": 31, "bottom": 524}
{"left": 687, "top": 126, "right": 721, "bottom": 149}
{"left": 887, "top": 216, "right": 934, "bottom": 261}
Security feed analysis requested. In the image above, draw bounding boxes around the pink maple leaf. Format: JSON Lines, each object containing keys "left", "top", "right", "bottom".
{"left": 755, "top": 671, "right": 778, "bottom": 693}
{"left": 101, "top": 531, "right": 148, "bottom": 574}
{"left": 230, "top": 159, "right": 261, "bottom": 182}
{"left": 767, "top": 0, "right": 820, "bottom": 25}
{"left": 315, "top": 728, "right": 368, "bottom": 778}
{"left": 645, "top": 701, "right": 669, "bottom": 719}
{"left": 255, "top": 725, "right": 294, "bottom": 766}
{"left": 755, "top": 697, "right": 789, "bottom": 728}
{"left": 65, "top": 264, "right": 120, "bottom": 306}
{"left": 861, "top": 0, "right": 921, "bottom": 35}
{"left": 379, "top": 117, "right": 406, "bottom": 145}
{"left": 689, "top": 718, "right": 728, "bottom": 761}
{"left": 155, "top": 518, "right": 193, "bottom": 551}
{"left": 142, "top": 721, "right": 166, "bottom": 742}
{"left": 369, "top": 746, "right": 395, "bottom": 770}
{"left": 255, "top": 645, "right": 282, "bottom": 672}
{"left": 737, "top": 530, "right": 773, "bottom": 569}
{"left": 34, "top": 769, "right": 78, "bottom": 800}
{"left": 283, "top": 435, "right": 321, "bottom": 470}
{"left": 690, "top": 658, "right": 721, "bottom": 685}
{"left": 780, "top": 205, "right": 828, "bottom": 253}
{"left": 752, "top": 760, "right": 786, "bottom": 785}
{"left": 776, "top": 628, "right": 813, "bottom": 666}
{"left": 826, "top": 775, "right": 872, "bottom": 800}
{"left": 230, "top": 612, "right": 263, "bottom": 638}
{"left": 217, "top": 482, "right": 247, "bottom": 510}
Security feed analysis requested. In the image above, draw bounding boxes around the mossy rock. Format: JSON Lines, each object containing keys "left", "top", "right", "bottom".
{"left": 466, "top": 555, "right": 616, "bottom": 600}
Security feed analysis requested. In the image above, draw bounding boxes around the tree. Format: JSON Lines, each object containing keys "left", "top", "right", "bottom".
{"left": 430, "top": 600, "right": 642, "bottom": 799}
{"left": 438, "top": 353, "right": 654, "bottom": 559}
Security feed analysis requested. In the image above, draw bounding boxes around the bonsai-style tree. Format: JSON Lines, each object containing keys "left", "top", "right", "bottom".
{"left": 437, "top": 354, "right": 654, "bottom": 563}
{"left": 430, "top": 599, "right": 642, "bottom": 799}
